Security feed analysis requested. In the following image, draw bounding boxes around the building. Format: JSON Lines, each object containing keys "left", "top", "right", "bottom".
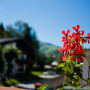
{"left": 0, "top": 38, "right": 35, "bottom": 75}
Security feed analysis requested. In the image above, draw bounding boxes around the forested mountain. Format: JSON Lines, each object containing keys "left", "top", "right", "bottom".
{"left": 39, "top": 41, "right": 60, "bottom": 56}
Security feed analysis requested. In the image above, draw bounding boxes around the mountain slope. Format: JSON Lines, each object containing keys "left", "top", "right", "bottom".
{"left": 39, "top": 41, "right": 60, "bottom": 56}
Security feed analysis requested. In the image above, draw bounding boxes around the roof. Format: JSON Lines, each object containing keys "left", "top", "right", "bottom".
{"left": 0, "top": 38, "right": 35, "bottom": 53}
{"left": 0, "top": 38, "right": 21, "bottom": 43}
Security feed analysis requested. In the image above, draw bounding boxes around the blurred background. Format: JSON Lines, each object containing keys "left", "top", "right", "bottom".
{"left": 0, "top": 0, "right": 89, "bottom": 89}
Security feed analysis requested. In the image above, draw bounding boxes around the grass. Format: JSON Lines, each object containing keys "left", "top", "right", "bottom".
{"left": 0, "top": 82, "right": 4, "bottom": 86}
{"left": 8, "top": 78, "right": 20, "bottom": 85}
{"left": 0, "top": 78, "right": 20, "bottom": 86}
{"left": 31, "top": 71, "right": 42, "bottom": 76}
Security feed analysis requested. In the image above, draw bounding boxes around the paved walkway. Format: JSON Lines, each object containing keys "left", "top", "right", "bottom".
{"left": 0, "top": 86, "right": 29, "bottom": 90}
{"left": 13, "top": 82, "right": 35, "bottom": 90}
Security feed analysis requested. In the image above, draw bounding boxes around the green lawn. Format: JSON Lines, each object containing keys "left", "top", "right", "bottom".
{"left": 0, "top": 78, "right": 20, "bottom": 86}
{"left": 31, "top": 71, "right": 43, "bottom": 76}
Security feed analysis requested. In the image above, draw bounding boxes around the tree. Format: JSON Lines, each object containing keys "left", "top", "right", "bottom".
{"left": 6, "top": 25, "right": 21, "bottom": 38}
{"left": 3, "top": 44, "right": 22, "bottom": 76}
{"left": 6, "top": 21, "right": 39, "bottom": 60}
{"left": 14, "top": 21, "right": 39, "bottom": 60}
{"left": 0, "top": 45, "right": 4, "bottom": 73}
{"left": 48, "top": 54, "right": 54, "bottom": 65}
{"left": 37, "top": 53, "right": 47, "bottom": 69}
{"left": 0, "top": 23, "right": 8, "bottom": 38}
{"left": 6, "top": 21, "right": 39, "bottom": 74}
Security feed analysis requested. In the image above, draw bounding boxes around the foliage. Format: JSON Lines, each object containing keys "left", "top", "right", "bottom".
{"left": 2, "top": 43, "right": 22, "bottom": 75}
{"left": 0, "top": 45, "right": 4, "bottom": 73}
{"left": 37, "top": 53, "right": 47, "bottom": 68}
{"left": 37, "top": 84, "right": 48, "bottom": 90}
{"left": 6, "top": 25, "right": 21, "bottom": 37}
{"left": 6, "top": 21, "right": 39, "bottom": 61}
{"left": 58, "top": 25, "right": 90, "bottom": 89}
{"left": 0, "top": 78, "right": 20, "bottom": 86}
{"left": 47, "top": 54, "right": 54, "bottom": 65}
{"left": 31, "top": 71, "right": 42, "bottom": 76}
{"left": 0, "top": 23, "right": 9, "bottom": 38}
{"left": 0, "top": 21, "right": 40, "bottom": 78}
{"left": 39, "top": 41, "right": 59, "bottom": 56}
{"left": 9, "top": 78, "right": 20, "bottom": 85}
{"left": 2, "top": 43, "right": 22, "bottom": 61}
{"left": 0, "top": 82, "right": 4, "bottom": 86}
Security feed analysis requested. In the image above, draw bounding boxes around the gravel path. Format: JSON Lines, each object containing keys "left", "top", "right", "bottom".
{"left": 12, "top": 82, "right": 36, "bottom": 90}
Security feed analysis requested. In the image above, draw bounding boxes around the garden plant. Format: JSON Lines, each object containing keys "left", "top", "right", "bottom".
{"left": 58, "top": 25, "right": 90, "bottom": 89}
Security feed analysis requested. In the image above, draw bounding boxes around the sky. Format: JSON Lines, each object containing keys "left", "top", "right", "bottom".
{"left": 0, "top": 0, "right": 90, "bottom": 48}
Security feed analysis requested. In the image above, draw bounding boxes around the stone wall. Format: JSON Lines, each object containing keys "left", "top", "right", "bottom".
{"left": 81, "top": 50, "right": 90, "bottom": 86}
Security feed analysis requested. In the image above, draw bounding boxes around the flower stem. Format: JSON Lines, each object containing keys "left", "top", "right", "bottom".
{"left": 88, "top": 68, "right": 89, "bottom": 79}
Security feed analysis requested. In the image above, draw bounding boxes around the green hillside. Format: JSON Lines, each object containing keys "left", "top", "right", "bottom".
{"left": 39, "top": 41, "right": 60, "bottom": 56}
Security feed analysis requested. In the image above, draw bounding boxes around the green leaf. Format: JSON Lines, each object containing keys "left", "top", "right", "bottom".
{"left": 68, "top": 67, "right": 73, "bottom": 73}
{"left": 63, "top": 67, "right": 68, "bottom": 72}
{"left": 71, "top": 61, "right": 76, "bottom": 66}
{"left": 77, "top": 63, "right": 83, "bottom": 67}
{"left": 66, "top": 57, "right": 71, "bottom": 63}
{"left": 58, "top": 63, "right": 64, "bottom": 68}
{"left": 37, "top": 84, "right": 48, "bottom": 90}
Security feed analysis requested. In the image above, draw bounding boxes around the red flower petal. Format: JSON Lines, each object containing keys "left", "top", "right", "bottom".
{"left": 76, "top": 57, "right": 80, "bottom": 62}
{"left": 72, "top": 26, "right": 76, "bottom": 31}
{"left": 62, "top": 56, "right": 65, "bottom": 61}
{"left": 62, "top": 37, "right": 66, "bottom": 42}
{"left": 81, "top": 30, "right": 84, "bottom": 35}
{"left": 67, "top": 30, "right": 70, "bottom": 35}
{"left": 88, "top": 33, "right": 90, "bottom": 37}
{"left": 80, "top": 58, "right": 83, "bottom": 62}
{"left": 70, "top": 57, "right": 73, "bottom": 61}
{"left": 82, "top": 39, "right": 85, "bottom": 44}
{"left": 77, "top": 25, "right": 80, "bottom": 31}
{"left": 82, "top": 38, "right": 86, "bottom": 44}
{"left": 71, "top": 53, "right": 74, "bottom": 56}
{"left": 67, "top": 45, "right": 71, "bottom": 50}
{"left": 72, "top": 32, "right": 76, "bottom": 37}
{"left": 62, "top": 37, "right": 66, "bottom": 39}
{"left": 62, "top": 30, "right": 66, "bottom": 35}
{"left": 58, "top": 48, "right": 63, "bottom": 52}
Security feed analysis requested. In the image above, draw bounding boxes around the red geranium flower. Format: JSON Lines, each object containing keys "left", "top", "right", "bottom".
{"left": 62, "top": 30, "right": 70, "bottom": 36}
{"left": 88, "top": 33, "right": 90, "bottom": 37}
{"left": 72, "top": 25, "right": 80, "bottom": 32}
{"left": 58, "top": 25, "right": 88, "bottom": 62}
{"left": 62, "top": 56, "right": 66, "bottom": 61}
{"left": 76, "top": 56, "right": 83, "bottom": 62}
{"left": 87, "top": 33, "right": 90, "bottom": 43}
{"left": 58, "top": 48, "right": 63, "bottom": 52}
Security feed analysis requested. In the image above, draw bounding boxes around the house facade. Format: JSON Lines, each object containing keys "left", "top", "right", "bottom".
{"left": 0, "top": 38, "right": 35, "bottom": 75}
